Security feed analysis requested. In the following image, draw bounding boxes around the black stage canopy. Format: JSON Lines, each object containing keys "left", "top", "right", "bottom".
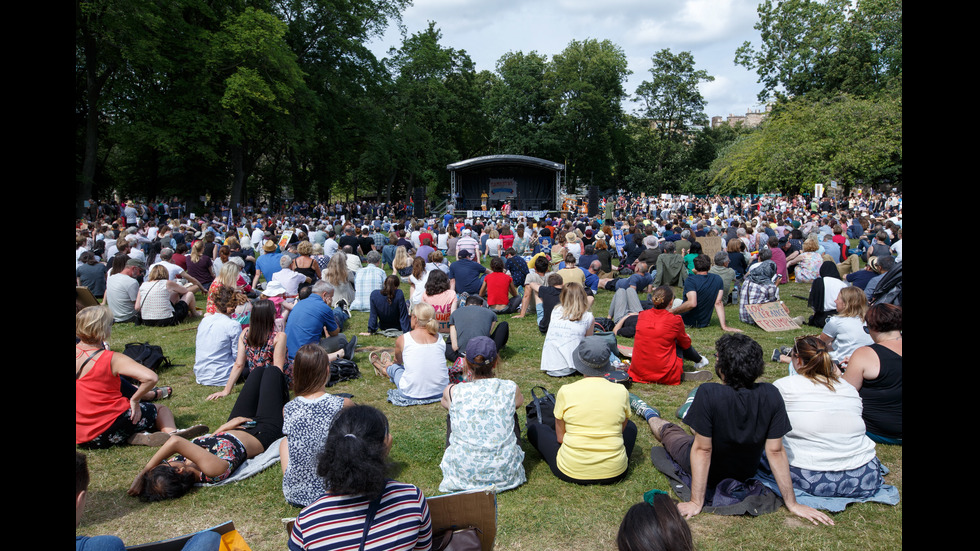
{"left": 447, "top": 155, "right": 565, "bottom": 211}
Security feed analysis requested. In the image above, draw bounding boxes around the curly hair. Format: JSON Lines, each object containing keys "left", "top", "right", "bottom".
{"left": 317, "top": 406, "right": 390, "bottom": 500}
{"left": 714, "top": 333, "right": 764, "bottom": 390}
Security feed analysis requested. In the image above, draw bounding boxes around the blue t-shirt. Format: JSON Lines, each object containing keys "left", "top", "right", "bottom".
{"left": 681, "top": 273, "right": 724, "bottom": 328}
{"left": 284, "top": 295, "right": 338, "bottom": 360}
{"left": 448, "top": 259, "right": 486, "bottom": 295}
{"left": 256, "top": 252, "right": 283, "bottom": 282}
{"left": 616, "top": 273, "right": 653, "bottom": 292}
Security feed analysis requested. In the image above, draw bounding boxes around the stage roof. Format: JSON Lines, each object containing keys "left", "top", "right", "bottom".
{"left": 446, "top": 155, "right": 564, "bottom": 172}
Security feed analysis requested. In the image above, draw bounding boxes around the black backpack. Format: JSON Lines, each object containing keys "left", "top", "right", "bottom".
{"left": 123, "top": 342, "right": 173, "bottom": 372}
{"left": 327, "top": 359, "right": 360, "bottom": 387}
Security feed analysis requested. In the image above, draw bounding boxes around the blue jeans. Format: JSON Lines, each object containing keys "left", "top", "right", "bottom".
{"left": 333, "top": 306, "right": 349, "bottom": 329}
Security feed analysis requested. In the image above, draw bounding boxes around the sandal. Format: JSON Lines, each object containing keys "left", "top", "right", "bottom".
{"left": 369, "top": 351, "right": 386, "bottom": 378}
{"left": 148, "top": 386, "right": 173, "bottom": 401}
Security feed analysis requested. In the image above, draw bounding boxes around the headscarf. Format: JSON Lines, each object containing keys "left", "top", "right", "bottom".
{"left": 818, "top": 261, "right": 841, "bottom": 280}
{"left": 746, "top": 260, "right": 778, "bottom": 285}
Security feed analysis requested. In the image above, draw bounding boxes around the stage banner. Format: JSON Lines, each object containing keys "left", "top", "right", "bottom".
{"left": 612, "top": 229, "right": 625, "bottom": 257}
{"left": 488, "top": 178, "right": 517, "bottom": 201}
{"left": 467, "top": 210, "right": 547, "bottom": 219}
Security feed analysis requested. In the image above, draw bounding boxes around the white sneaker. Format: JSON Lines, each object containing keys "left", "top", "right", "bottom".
{"left": 694, "top": 356, "right": 710, "bottom": 370}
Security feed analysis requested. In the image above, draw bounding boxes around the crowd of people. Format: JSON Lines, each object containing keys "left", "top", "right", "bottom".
{"left": 77, "top": 190, "right": 902, "bottom": 549}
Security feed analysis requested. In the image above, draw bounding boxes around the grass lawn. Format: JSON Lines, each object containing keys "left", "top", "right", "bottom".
{"left": 77, "top": 270, "right": 901, "bottom": 550}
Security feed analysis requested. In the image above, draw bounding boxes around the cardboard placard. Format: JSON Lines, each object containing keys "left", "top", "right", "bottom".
{"left": 745, "top": 301, "right": 800, "bottom": 331}
{"left": 427, "top": 487, "right": 497, "bottom": 551}
{"left": 697, "top": 236, "right": 722, "bottom": 260}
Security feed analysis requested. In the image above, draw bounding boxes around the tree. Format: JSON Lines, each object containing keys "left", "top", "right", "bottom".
{"left": 485, "top": 51, "right": 554, "bottom": 157}
{"left": 383, "top": 22, "right": 484, "bottom": 200}
{"left": 634, "top": 49, "right": 714, "bottom": 139}
{"left": 707, "top": 95, "right": 902, "bottom": 195}
{"left": 546, "top": 39, "right": 630, "bottom": 191}
{"left": 735, "top": 0, "right": 902, "bottom": 103}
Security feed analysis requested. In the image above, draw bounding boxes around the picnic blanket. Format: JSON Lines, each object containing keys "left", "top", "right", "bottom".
{"left": 754, "top": 458, "right": 900, "bottom": 512}
{"left": 387, "top": 389, "right": 442, "bottom": 407}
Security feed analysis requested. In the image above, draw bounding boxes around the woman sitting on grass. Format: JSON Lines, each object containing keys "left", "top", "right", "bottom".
{"left": 376, "top": 302, "right": 448, "bottom": 400}
{"left": 763, "top": 335, "right": 897, "bottom": 509}
{"left": 842, "top": 303, "right": 902, "bottom": 445}
{"left": 439, "top": 337, "right": 525, "bottom": 493}
{"left": 282, "top": 344, "right": 352, "bottom": 507}
{"left": 76, "top": 306, "right": 200, "bottom": 449}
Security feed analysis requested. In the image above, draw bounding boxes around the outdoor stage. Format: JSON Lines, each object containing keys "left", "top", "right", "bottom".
{"left": 447, "top": 155, "right": 565, "bottom": 212}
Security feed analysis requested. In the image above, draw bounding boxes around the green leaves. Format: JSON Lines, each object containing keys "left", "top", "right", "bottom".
{"left": 736, "top": 0, "right": 902, "bottom": 103}
{"left": 635, "top": 49, "right": 714, "bottom": 139}
{"left": 708, "top": 95, "right": 901, "bottom": 194}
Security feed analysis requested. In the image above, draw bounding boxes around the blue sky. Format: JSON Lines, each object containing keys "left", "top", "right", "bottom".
{"left": 367, "top": 0, "right": 770, "bottom": 122}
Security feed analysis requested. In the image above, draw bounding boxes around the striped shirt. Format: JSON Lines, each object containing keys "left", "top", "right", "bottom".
{"left": 289, "top": 481, "right": 432, "bottom": 550}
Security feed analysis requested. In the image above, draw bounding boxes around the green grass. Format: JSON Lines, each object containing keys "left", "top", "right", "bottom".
{"left": 78, "top": 270, "right": 901, "bottom": 550}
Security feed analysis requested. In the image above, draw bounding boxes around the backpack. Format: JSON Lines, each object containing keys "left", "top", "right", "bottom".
{"left": 327, "top": 358, "right": 360, "bottom": 387}
{"left": 123, "top": 342, "right": 172, "bottom": 372}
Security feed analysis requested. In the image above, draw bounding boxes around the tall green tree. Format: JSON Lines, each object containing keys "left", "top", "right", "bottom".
{"left": 735, "top": 0, "right": 902, "bottom": 102}
{"left": 708, "top": 95, "right": 902, "bottom": 194}
{"left": 485, "top": 51, "right": 554, "bottom": 157}
{"left": 383, "top": 22, "right": 484, "bottom": 200}
{"left": 634, "top": 49, "right": 714, "bottom": 139}
{"left": 546, "top": 38, "right": 630, "bottom": 192}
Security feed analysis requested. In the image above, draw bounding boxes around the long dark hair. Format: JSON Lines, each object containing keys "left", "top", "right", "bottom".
{"left": 317, "top": 405, "right": 390, "bottom": 499}
{"left": 139, "top": 464, "right": 197, "bottom": 502}
{"left": 246, "top": 299, "right": 275, "bottom": 348}
{"left": 381, "top": 275, "right": 400, "bottom": 304}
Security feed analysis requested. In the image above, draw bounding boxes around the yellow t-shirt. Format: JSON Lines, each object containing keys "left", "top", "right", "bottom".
{"left": 555, "top": 378, "right": 630, "bottom": 480}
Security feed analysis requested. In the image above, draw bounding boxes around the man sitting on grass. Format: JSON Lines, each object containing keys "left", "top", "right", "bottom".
{"left": 629, "top": 334, "right": 834, "bottom": 525}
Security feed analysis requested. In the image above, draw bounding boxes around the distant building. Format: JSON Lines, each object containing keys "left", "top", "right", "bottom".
{"left": 711, "top": 104, "right": 773, "bottom": 129}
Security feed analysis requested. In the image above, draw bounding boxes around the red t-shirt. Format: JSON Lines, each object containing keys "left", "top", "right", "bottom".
{"left": 627, "top": 309, "right": 691, "bottom": 385}
{"left": 484, "top": 272, "right": 513, "bottom": 306}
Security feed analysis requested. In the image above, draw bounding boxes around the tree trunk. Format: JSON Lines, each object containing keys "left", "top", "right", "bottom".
{"left": 230, "top": 144, "right": 245, "bottom": 209}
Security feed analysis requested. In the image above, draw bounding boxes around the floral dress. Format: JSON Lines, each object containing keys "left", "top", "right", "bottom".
{"left": 174, "top": 432, "right": 247, "bottom": 484}
{"left": 439, "top": 378, "right": 526, "bottom": 492}
{"left": 246, "top": 330, "right": 292, "bottom": 384}
{"left": 796, "top": 252, "right": 823, "bottom": 283}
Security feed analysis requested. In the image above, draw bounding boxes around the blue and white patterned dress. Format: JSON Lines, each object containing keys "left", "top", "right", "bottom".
{"left": 282, "top": 394, "right": 346, "bottom": 507}
{"left": 439, "top": 378, "right": 526, "bottom": 492}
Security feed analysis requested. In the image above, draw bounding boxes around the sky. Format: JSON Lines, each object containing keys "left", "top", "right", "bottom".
{"left": 366, "top": 0, "right": 771, "bottom": 123}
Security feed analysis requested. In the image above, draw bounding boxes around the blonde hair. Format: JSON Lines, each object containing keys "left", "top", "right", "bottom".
{"left": 217, "top": 261, "right": 241, "bottom": 287}
{"left": 297, "top": 241, "right": 313, "bottom": 256}
{"left": 803, "top": 238, "right": 819, "bottom": 253}
{"left": 148, "top": 265, "right": 169, "bottom": 281}
{"left": 190, "top": 240, "right": 205, "bottom": 263}
{"left": 393, "top": 247, "right": 410, "bottom": 271}
{"left": 559, "top": 282, "right": 588, "bottom": 322}
{"left": 325, "top": 252, "right": 349, "bottom": 286}
{"left": 412, "top": 302, "right": 438, "bottom": 335}
{"left": 76, "top": 306, "right": 112, "bottom": 344}
{"left": 836, "top": 286, "right": 869, "bottom": 319}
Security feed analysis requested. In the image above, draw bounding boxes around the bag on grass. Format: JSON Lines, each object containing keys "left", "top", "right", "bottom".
{"left": 327, "top": 358, "right": 360, "bottom": 387}
{"left": 525, "top": 386, "right": 556, "bottom": 430}
{"left": 123, "top": 342, "right": 172, "bottom": 371}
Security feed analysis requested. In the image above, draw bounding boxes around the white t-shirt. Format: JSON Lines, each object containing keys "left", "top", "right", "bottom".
{"left": 822, "top": 278, "right": 849, "bottom": 312}
{"left": 822, "top": 315, "right": 874, "bottom": 361}
{"left": 773, "top": 375, "right": 876, "bottom": 471}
